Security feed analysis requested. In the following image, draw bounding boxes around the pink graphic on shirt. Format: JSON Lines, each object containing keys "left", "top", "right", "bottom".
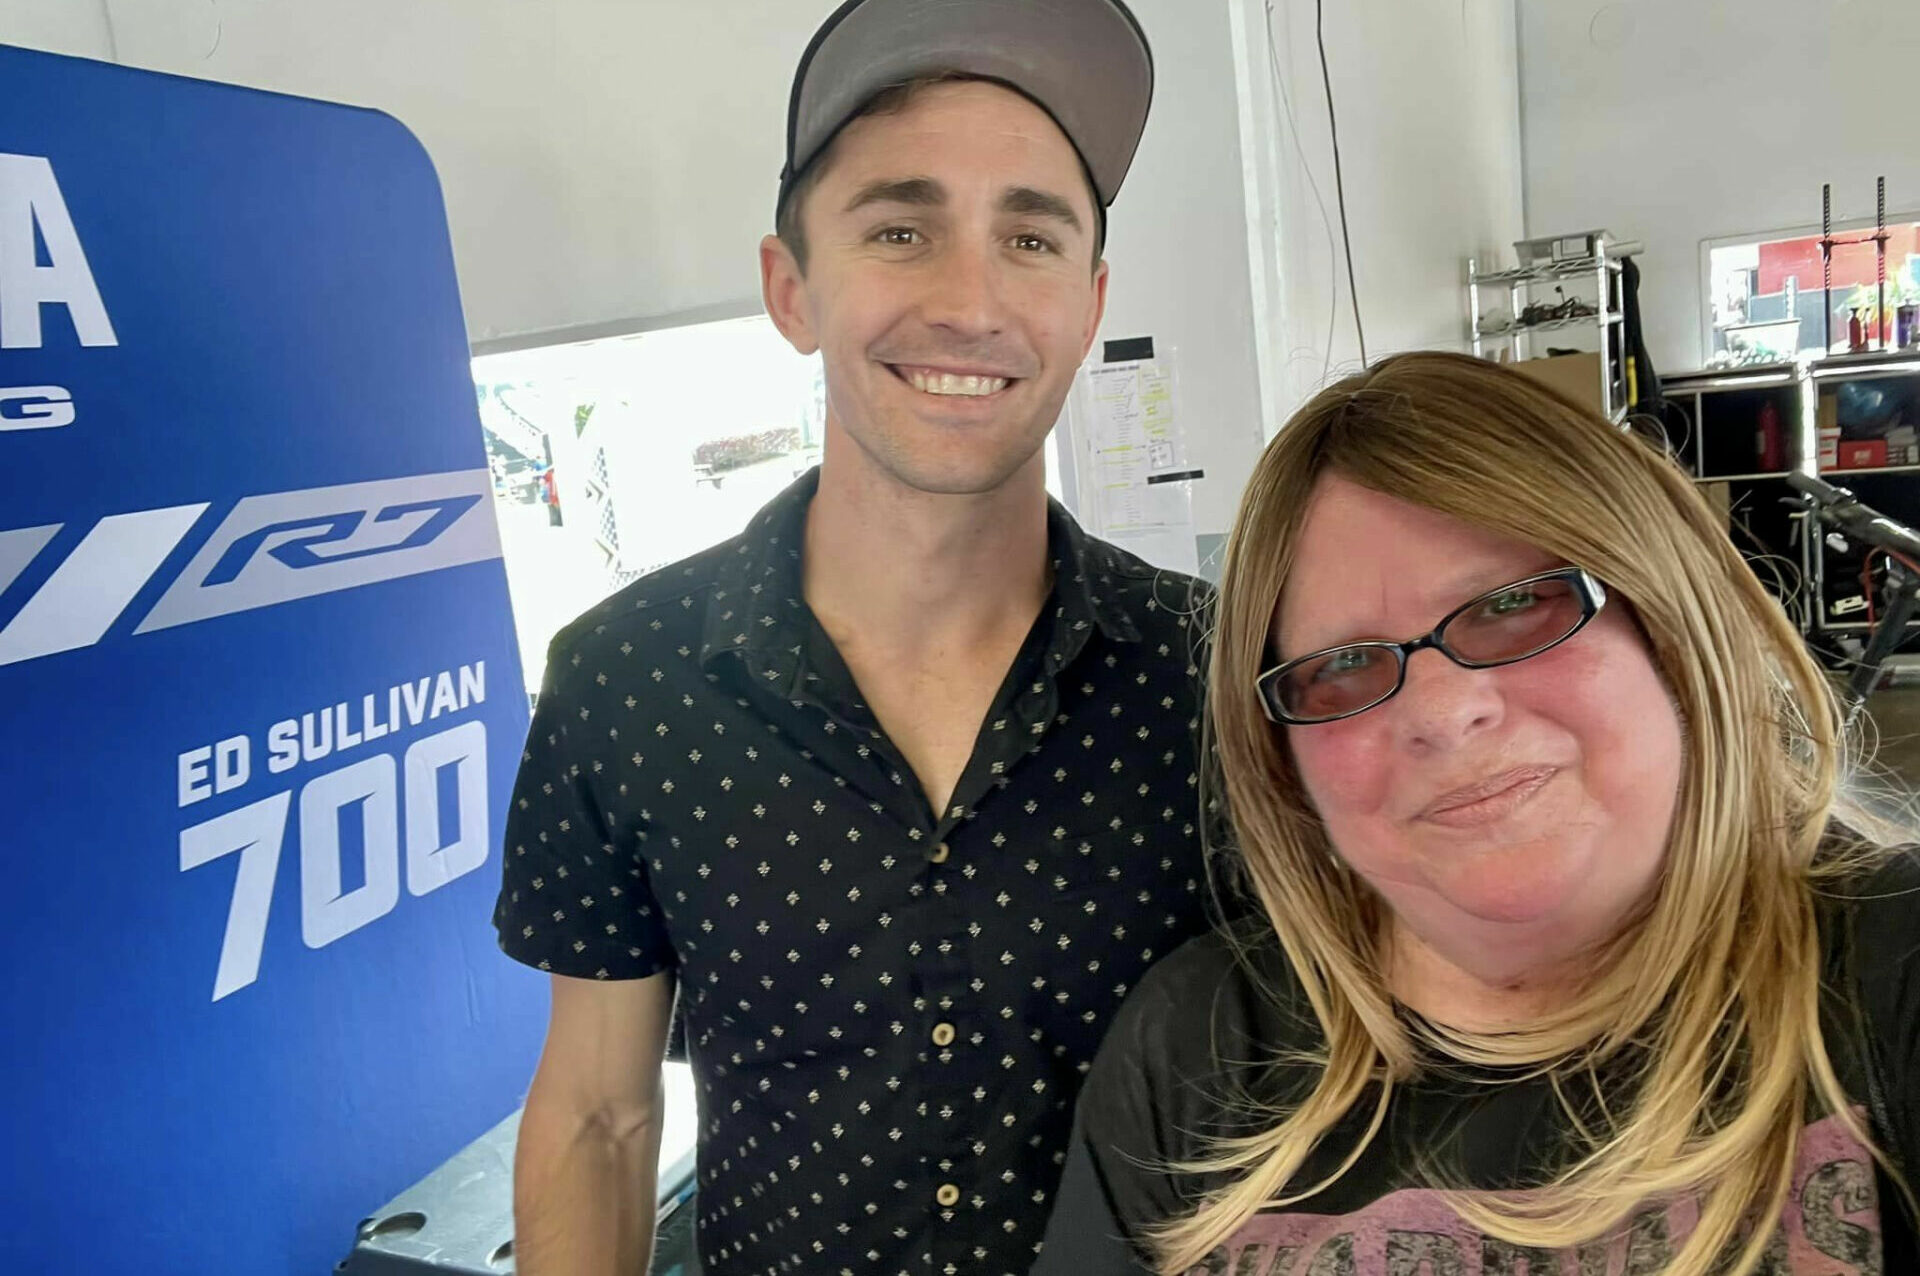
{"left": 1198, "top": 1113, "right": 1881, "bottom": 1274}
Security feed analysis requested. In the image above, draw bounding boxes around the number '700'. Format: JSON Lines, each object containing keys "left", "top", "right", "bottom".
{"left": 178, "top": 721, "right": 489, "bottom": 1001}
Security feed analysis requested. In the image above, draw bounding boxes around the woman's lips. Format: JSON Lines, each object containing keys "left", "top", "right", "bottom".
{"left": 1418, "top": 767, "right": 1558, "bottom": 828}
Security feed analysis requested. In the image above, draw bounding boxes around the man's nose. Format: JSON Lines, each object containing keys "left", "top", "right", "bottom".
{"left": 916, "top": 237, "right": 1009, "bottom": 339}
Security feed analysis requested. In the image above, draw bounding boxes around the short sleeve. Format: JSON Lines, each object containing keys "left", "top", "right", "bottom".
{"left": 1847, "top": 846, "right": 1920, "bottom": 1174}
{"left": 1034, "top": 932, "right": 1254, "bottom": 1273}
{"left": 492, "top": 636, "right": 676, "bottom": 981}
{"left": 1032, "top": 1106, "right": 1158, "bottom": 1274}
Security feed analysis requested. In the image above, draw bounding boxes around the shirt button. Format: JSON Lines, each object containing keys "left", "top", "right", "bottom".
{"left": 930, "top": 842, "right": 951, "bottom": 864}
{"left": 931, "top": 1022, "right": 957, "bottom": 1048}
{"left": 936, "top": 1183, "right": 961, "bottom": 1208}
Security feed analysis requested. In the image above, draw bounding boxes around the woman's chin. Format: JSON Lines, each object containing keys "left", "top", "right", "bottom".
{"left": 1419, "top": 845, "right": 1592, "bottom": 928}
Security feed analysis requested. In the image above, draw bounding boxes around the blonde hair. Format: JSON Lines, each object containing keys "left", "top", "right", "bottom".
{"left": 1160, "top": 351, "right": 1898, "bottom": 1273}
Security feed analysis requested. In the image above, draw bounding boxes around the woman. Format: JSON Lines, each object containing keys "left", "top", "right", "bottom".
{"left": 1032, "top": 352, "right": 1920, "bottom": 1275}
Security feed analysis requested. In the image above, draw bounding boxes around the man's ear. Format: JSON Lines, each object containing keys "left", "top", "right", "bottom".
{"left": 761, "top": 235, "right": 819, "bottom": 356}
{"left": 1079, "top": 258, "right": 1111, "bottom": 361}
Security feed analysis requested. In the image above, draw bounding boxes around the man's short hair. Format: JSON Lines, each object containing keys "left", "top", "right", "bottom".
{"left": 774, "top": 72, "right": 1107, "bottom": 275}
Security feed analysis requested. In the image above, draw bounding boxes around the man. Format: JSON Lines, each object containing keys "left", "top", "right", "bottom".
{"left": 494, "top": 2, "right": 1212, "bottom": 1271}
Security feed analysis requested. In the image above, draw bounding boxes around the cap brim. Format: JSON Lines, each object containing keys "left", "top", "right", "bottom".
{"left": 786, "top": 0, "right": 1153, "bottom": 208}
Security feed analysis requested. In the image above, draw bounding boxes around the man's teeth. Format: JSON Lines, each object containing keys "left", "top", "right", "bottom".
{"left": 904, "top": 369, "right": 1009, "bottom": 397}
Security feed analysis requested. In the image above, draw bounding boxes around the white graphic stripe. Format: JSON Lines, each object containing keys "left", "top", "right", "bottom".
{"left": 0, "top": 524, "right": 60, "bottom": 598}
{"left": 0, "top": 504, "right": 207, "bottom": 667}
{"left": 135, "top": 470, "right": 499, "bottom": 634}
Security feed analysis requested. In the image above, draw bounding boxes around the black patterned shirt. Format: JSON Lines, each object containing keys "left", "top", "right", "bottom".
{"left": 494, "top": 470, "right": 1213, "bottom": 1275}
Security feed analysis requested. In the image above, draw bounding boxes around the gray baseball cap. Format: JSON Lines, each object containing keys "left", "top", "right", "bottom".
{"left": 778, "top": 0, "right": 1155, "bottom": 218}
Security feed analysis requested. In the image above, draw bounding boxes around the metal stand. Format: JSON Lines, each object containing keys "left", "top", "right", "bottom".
{"left": 1789, "top": 472, "right": 1920, "bottom": 722}
{"left": 337, "top": 1109, "right": 702, "bottom": 1275}
{"left": 1846, "top": 558, "right": 1920, "bottom": 724}
{"left": 1820, "top": 177, "right": 1892, "bottom": 354}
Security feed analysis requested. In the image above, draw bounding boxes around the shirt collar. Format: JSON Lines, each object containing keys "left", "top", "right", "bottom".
{"left": 699, "top": 467, "right": 1143, "bottom": 672}
{"left": 1044, "top": 496, "right": 1143, "bottom": 646}
{"left": 697, "top": 469, "right": 815, "bottom": 670}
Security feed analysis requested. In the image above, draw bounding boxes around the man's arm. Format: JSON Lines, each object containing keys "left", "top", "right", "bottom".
{"left": 514, "top": 971, "right": 676, "bottom": 1276}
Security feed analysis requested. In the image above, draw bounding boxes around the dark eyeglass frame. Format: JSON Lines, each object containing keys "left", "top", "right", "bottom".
{"left": 1256, "top": 567, "right": 1609, "bottom": 726}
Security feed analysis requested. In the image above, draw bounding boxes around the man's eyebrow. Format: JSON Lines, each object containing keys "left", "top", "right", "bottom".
{"left": 1000, "top": 186, "right": 1083, "bottom": 233}
{"left": 843, "top": 177, "right": 946, "bottom": 214}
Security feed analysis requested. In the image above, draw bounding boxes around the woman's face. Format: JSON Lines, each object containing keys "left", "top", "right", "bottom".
{"left": 1274, "top": 475, "right": 1684, "bottom": 991}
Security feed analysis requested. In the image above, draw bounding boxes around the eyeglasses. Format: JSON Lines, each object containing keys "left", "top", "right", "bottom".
{"left": 1256, "top": 567, "right": 1608, "bottom": 725}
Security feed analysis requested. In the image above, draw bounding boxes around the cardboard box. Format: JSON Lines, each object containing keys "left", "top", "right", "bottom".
{"left": 1887, "top": 428, "right": 1917, "bottom": 467}
{"left": 1819, "top": 427, "right": 1842, "bottom": 469}
{"left": 1818, "top": 392, "right": 1839, "bottom": 433}
{"left": 1838, "top": 439, "right": 1889, "bottom": 471}
{"left": 1510, "top": 353, "right": 1606, "bottom": 417}
{"left": 1700, "top": 481, "right": 1732, "bottom": 527}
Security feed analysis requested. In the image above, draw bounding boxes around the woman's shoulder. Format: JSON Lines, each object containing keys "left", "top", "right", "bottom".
{"left": 1815, "top": 837, "right": 1920, "bottom": 1046}
{"left": 1814, "top": 836, "right": 1920, "bottom": 1192}
{"left": 1088, "top": 922, "right": 1323, "bottom": 1130}
{"left": 1124, "top": 922, "right": 1270, "bottom": 1011}
{"left": 1819, "top": 837, "right": 1920, "bottom": 943}
{"left": 1819, "top": 837, "right": 1920, "bottom": 970}
{"left": 1117, "top": 919, "right": 1315, "bottom": 1039}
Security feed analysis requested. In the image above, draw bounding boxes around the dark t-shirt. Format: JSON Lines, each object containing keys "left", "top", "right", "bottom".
{"left": 1034, "top": 849, "right": 1920, "bottom": 1274}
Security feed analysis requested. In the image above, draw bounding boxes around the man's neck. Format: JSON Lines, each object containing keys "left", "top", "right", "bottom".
{"left": 802, "top": 452, "right": 1052, "bottom": 655}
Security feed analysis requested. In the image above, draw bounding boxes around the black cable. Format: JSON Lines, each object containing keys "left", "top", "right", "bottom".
{"left": 1315, "top": 0, "right": 1367, "bottom": 367}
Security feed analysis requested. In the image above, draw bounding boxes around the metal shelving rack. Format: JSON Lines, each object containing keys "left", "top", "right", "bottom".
{"left": 1663, "top": 364, "right": 1811, "bottom": 631}
{"left": 1665, "top": 351, "right": 1920, "bottom": 644}
{"left": 1663, "top": 364, "right": 1803, "bottom": 482}
{"left": 1469, "top": 234, "right": 1636, "bottom": 423}
{"left": 1804, "top": 352, "right": 1920, "bottom": 638}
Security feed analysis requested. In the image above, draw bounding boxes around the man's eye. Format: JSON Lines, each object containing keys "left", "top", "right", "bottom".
{"left": 876, "top": 227, "right": 922, "bottom": 246}
{"left": 1012, "top": 234, "right": 1054, "bottom": 253}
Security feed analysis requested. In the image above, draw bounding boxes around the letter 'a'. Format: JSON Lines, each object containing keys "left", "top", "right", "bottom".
{"left": 0, "top": 153, "right": 117, "bottom": 349}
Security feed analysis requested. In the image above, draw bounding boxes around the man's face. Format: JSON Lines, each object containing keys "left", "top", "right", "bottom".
{"left": 762, "top": 81, "right": 1110, "bottom": 496}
